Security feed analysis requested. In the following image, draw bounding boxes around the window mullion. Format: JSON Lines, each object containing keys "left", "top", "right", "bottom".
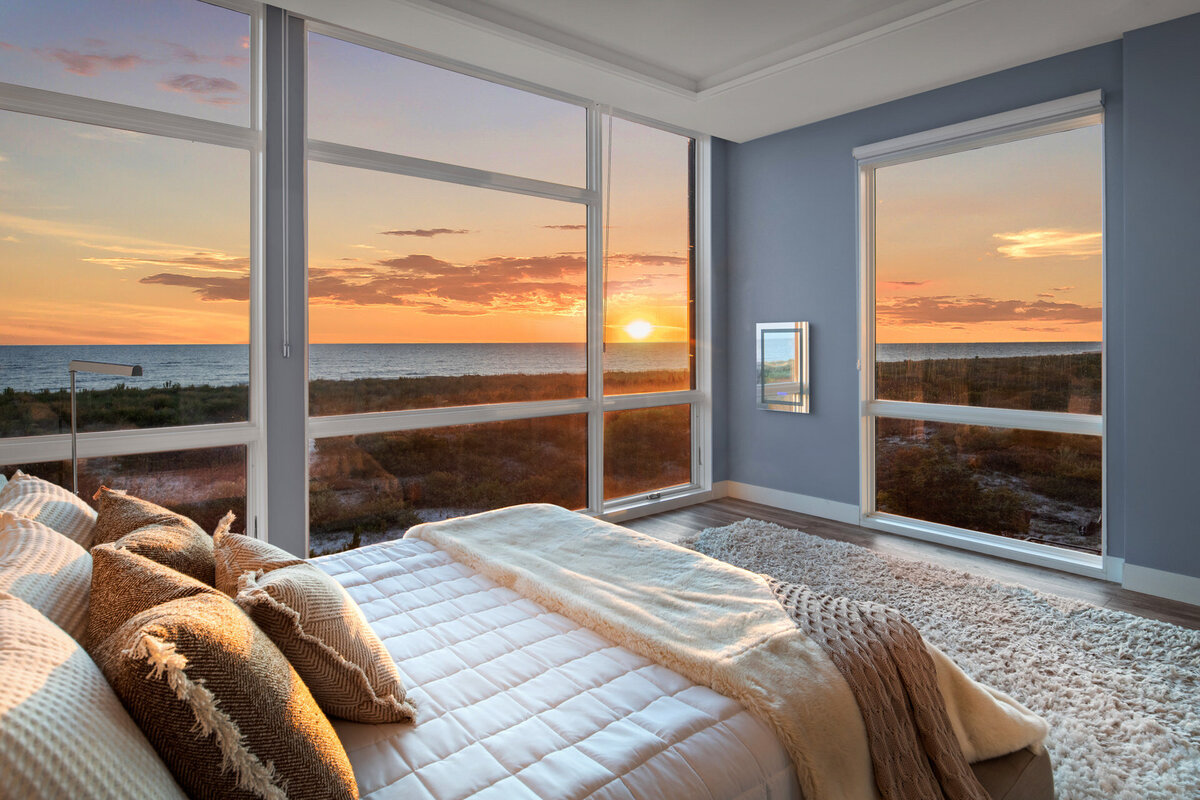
{"left": 586, "top": 105, "right": 605, "bottom": 514}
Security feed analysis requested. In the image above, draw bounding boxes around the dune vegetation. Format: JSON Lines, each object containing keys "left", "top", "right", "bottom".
{"left": 2, "top": 370, "right": 692, "bottom": 554}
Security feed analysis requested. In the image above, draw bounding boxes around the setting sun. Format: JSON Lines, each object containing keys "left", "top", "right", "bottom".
{"left": 624, "top": 320, "right": 654, "bottom": 340}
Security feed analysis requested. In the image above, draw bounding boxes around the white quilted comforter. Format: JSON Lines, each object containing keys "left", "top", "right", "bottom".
{"left": 314, "top": 538, "right": 800, "bottom": 800}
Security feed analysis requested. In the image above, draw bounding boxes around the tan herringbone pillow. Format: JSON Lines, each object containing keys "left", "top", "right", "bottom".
{"left": 92, "top": 488, "right": 214, "bottom": 585}
{"left": 87, "top": 543, "right": 221, "bottom": 651}
{"left": 0, "top": 512, "right": 91, "bottom": 642}
{"left": 0, "top": 471, "right": 97, "bottom": 547}
{"left": 212, "top": 516, "right": 305, "bottom": 596}
{"left": 235, "top": 563, "right": 416, "bottom": 724}
{"left": 93, "top": 592, "right": 358, "bottom": 800}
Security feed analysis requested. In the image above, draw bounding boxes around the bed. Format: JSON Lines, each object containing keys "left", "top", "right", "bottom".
{"left": 1, "top": 470, "right": 1052, "bottom": 800}
{"left": 315, "top": 505, "right": 1055, "bottom": 800}
{"left": 320, "top": 538, "right": 799, "bottom": 799}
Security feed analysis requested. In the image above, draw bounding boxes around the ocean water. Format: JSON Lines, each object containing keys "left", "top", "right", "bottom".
{"left": 0, "top": 340, "right": 1101, "bottom": 393}
{"left": 0, "top": 342, "right": 690, "bottom": 393}
{"left": 875, "top": 341, "right": 1100, "bottom": 362}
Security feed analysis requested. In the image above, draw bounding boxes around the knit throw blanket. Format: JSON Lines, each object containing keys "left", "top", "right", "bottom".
{"left": 768, "top": 579, "right": 989, "bottom": 800}
{"left": 406, "top": 504, "right": 1047, "bottom": 800}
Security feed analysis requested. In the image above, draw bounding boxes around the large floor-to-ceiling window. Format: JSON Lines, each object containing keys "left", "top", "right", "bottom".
{"left": 0, "top": 2, "right": 708, "bottom": 554}
{"left": 303, "top": 26, "right": 703, "bottom": 556}
{"left": 857, "top": 93, "right": 1104, "bottom": 571}
{"left": 0, "top": 0, "right": 261, "bottom": 531}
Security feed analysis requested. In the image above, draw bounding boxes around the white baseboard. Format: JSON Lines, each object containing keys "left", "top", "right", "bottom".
{"left": 715, "top": 480, "right": 860, "bottom": 525}
{"left": 1122, "top": 563, "right": 1200, "bottom": 607}
{"left": 1104, "top": 556, "right": 1124, "bottom": 583}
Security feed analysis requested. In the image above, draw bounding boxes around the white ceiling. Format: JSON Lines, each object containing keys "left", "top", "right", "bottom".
{"left": 288, "top": 0, "right": 1200, "bottom": 142}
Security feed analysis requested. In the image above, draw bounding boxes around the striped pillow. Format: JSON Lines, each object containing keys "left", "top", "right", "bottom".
{"left": 215, "top": 522, "right": 414, "bottom": 724}
{"left": 0, "top": 471, "right": 97, "bottom": 547}
{"left": 0, "top": 512, "right": 91, "bottom": 642}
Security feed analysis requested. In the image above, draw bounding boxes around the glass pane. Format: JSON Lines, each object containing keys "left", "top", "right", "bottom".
{"left": 308, "top": 162, "right": 586, "bottom": 415}
{"left": 875, "top": 418, "right": 1101, "bottom": 553}
{"left": 0, "top": 0, "right": 250, "bottom": 126}
{"left": 2, "top": 444, "right": 246, "bottom": 533}
{"left": 603, "top": 117, "right": 694, "bottom": 395}
{"left": 604, "top": 405, "right": 691, "bottom": 501}
{"left": 874, "top": 125, "right": 1102, "bottom": 413}
{"left": 309, "top": 415, "right": 587, "bottom": 556}
{"left": 307, "top": 33, "right": 583, "bottom": 186}
{"left": 0, "top": 112, "right": 250, "bottom": 436}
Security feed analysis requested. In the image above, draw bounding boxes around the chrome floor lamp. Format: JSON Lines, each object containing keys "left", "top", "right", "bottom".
{"left": 69, "top": 360, "right": 143, "bottom": 495}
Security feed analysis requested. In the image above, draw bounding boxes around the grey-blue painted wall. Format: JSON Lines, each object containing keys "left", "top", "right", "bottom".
{"left": 1121, "top": 14, "right": 1200, "bottom": 579}
{"left": 719, "top": 41, "right": 1130, "bottom": 559}
{"left": 710, "top": 137, "right": 731, "bottom": 483}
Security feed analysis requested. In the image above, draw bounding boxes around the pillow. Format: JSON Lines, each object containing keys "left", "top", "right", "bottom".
{"left": 92, "top": 487, "right": 214, "bottom": 585}
{"left": 0, "top": 591, "right": 187, "bottom": 800}
{"left": 87, "top": 543, "right": 221, "bottom": 651}
{"left": 0, "top": 470, "right": 97, "bottom": 547}
{"left": 93, "top": 592, "right": 359, "bottom": 800}
{"left": 0, "top": 512, "right": 91, "bottom": 642}
{"left": 235, "top": 564, "right": 417, "bottom": 724}
{"left": 214, "top": 522, "right": 415, "bottom": 724}
{"left": 212, "top": 514, "right": 305, "bottom": 596}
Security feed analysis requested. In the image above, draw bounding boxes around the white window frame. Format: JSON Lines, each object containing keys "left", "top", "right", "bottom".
{"left": 0, "top": 4, "right": 712, "bottom": 549}
{"left": 0, "top": 0, "right": 267, "bottom": 526}
{"left": 301, "top": 22, "right": 712, "bottom": 548}
{"left": 854, "top": 91, "right": 1108, "bottom": 578}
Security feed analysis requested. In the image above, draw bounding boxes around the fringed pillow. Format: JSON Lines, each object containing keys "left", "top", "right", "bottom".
{"left": 0, "top": 470, "right": 97, "bottom": 547}
{"left": 92, "top": 487, "right": 215, "bottom": 585}
{"left": 0, "top": 511, "right": 91, "bottom": 642}
{"left": 93, "top": 592, "right": 358, "bottom": 800}
{"left": 214, "top": 516, "right": 415, "bottom": 724}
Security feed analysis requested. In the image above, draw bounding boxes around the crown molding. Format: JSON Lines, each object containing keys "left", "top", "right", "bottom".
{"left": 697, "top": 0, "right": 986, "bottom": 97}
{"left": 397, "top": 0, "right": 995, "bottom": 102}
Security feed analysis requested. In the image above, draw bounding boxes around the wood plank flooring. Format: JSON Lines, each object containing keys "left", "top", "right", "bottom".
{"left": 622, "top": 497, "right": 1200, "bottom": 630}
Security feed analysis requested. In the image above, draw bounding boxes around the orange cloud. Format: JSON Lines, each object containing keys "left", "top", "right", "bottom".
{"left": 379, "top": 228, "right": 469, "bottom": 238}
{"left": 158, "top": 74, "right": 243, "bottom": 105}
{"left": 878, "top": 295, "right": 1101, "bottom": 326}
{"left": 35, "top": 47, "right": 143, "bottom": 75}
{"left": 994, "top": 230, "right": 1101, "bottom": 259}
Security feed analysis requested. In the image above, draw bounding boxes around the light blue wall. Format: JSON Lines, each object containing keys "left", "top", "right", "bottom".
{"left": 720, "top": 41, "right": 1130, "bottom": 557}
{"left": 710, "top": 138, "right": 731, "bottom": 483}
{"left": 1121, "top": 14, "right": 1200, "bottom": 579}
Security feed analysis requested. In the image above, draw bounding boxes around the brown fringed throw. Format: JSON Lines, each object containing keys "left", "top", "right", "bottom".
{"left": 766, "top": 578, "right": 990, "bottom": 800}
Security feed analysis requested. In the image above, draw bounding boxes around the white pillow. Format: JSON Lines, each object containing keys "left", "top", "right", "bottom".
{"left": 0, "top": 512, "right": 91, "bottom": 642}
{"left": 0, "top": 470, "right": 97, "bottom": 547}
{"left": 0, "top": 591, "right": 187, "bottom": 800}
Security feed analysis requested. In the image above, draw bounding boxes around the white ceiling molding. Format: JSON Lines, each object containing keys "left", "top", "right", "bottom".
{"left": 282, "top": 0, "right": 1200, "bottom": 142}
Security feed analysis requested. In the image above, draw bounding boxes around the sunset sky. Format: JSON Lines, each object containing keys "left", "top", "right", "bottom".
{"left": 0, "top": 2, "right": 691, "bottom": 351}
{"left": 875, "top": 124, "right": 1103, "bottom": 344}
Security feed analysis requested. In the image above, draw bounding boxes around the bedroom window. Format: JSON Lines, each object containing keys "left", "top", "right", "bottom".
{"left": 304, "top": 27, "right": 707, "bottom": 555}
{"left": 857, "top": 93, "right": 1104, "bottom": 570}
{"left": 0, "top": 0, "right": 262, "bottom": 525}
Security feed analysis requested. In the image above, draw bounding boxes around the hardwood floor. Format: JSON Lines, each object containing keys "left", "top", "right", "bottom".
{"left": 623, "top": 497, "right": 1200, "bottom": 630}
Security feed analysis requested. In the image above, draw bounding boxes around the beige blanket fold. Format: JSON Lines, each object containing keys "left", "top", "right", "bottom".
{"left": 406, "top": 504, "right": 1048, "bottom": 800}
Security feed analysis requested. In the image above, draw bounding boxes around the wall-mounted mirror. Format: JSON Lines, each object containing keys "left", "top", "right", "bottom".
{"left": 756, "top": 322, "right": 810, "bottom": 413}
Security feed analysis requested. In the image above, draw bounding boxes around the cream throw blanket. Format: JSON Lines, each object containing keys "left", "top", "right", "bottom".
{"left": 406, "top": 504, "right": 1047, "bottom": 800}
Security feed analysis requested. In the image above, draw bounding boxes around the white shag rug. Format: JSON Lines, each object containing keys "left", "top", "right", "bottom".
{"left": 680, "top": 519, "right": 1200, "bottom": 800}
